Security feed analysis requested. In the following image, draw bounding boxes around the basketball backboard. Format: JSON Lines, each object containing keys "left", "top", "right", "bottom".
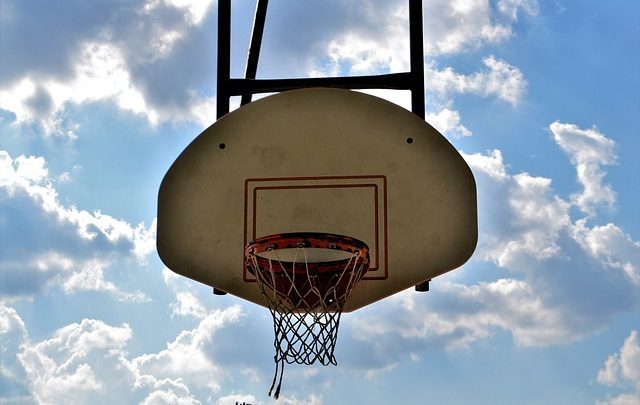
{"left": 157, "top": 88, "right": 477, "bottom": 312}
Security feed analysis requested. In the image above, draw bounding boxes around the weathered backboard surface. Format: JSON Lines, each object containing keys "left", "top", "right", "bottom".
{"left": 157, "top": 88, "right": 477, "bottom": 311}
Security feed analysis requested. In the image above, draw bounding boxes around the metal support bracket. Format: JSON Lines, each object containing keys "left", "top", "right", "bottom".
{"left": 217, "top": 0, "right": 425, "bottom": 119}
{"left": 415, "top": 279, "right": 430, "bottom": 292}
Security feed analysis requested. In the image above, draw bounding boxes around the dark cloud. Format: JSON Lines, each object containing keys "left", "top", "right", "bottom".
{"left": 0, "top": 0, "right": 121, "bottom": 82}
{"left": 0, "top": 188, "right": 135, "bottom": 262}
{"left": 25, "top": 85, "right": 54, "bottom": 117}
{"left": 0, "top": 151, "right": 153, "bottom": 298}
{"left": 1, "top": 0, "right": 216, "bottom": 117}
{"left": 0, "top": 189, "right": 111, "bottom": 296}
{"left": 130, "top": 17, "right": 216, "bottom": 110}
{"left": 528, "top": 239, "right": 640, "bottom": 328}
{"left": 0, "top": 261, "right": 52, "bottom": 296}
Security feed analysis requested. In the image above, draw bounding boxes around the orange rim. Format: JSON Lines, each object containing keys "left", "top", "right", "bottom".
{"left": 245, "top": 232, "right": 369, "bottom": 274}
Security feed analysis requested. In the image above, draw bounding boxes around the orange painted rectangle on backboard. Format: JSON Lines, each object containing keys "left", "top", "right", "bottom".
{"left": 244, "top": 176, "right": 388, "bottom": 281}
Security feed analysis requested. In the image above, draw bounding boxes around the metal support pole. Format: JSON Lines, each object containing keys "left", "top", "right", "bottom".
{"left": 217, "top": 0, "right": 231, "bottom": 119}
{"left": 241, "top": 0, "right": 269, "bottom": 106}
{"left": 409, "top": 0, "right": 425, "bottom": 119}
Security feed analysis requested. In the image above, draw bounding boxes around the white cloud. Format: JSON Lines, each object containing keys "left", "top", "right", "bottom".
{"left": 157, "top": 0, "right": 216, "bottom": 25}
{"left": 341, "top": 135, "right": 638, "bottom": 374}
{"left": 0, "top": 1, "right": 217, "bottom": 137}
{"left": 424, "top": 0, "right": 510, "bottom": 54}
{"left": 216, "top": 393, "right": 258, "bottom": 405}
{"left": 134, "top": 218, "right": 159, "bottom": 264}
{"left": 1, "top": 151, "right": 153, "bottom": 248}
{"left": 462, "top": 149, "right": 571, "bottom": 269}
{"left": 550, "top": 121, "right": 617, "bottom": 215}
{"left": 420, "top": 0, "right": 538, "bottom": 55}
{"left": 0, "top": 304, "right": 30, "bottom": 400}
{"left": 17, "top": 318, "right": 132, "bottom": 404}
{"left": 596, "top": 330, "right": 640, "bottom": 404}
{"left": 58, "top": 258, "right": 150, "bottom": 302}
{"left": 465, "top": 145, "right": 636, "bottom": 295}
{"left": 497, "top": 0, "right": 539, "bottom": 21}
{"left": 314, "top": 3, "right": 411, "bottom": 76}
{"left": 573, "top": 221, "right": 640, "bottom": 285}
{"left": 133, "top": 306, "right": 244, "bottom": 391}
{"left": 462, "top": 149, "right": 509, "bottom": 180}
{"left": 267, "top": 0, "right": 537, "bottom": 82}
{"left": 163, "top": 268, "right": 210, "bottom": 320}
{"left": 321, "top": 56, "right": 526, "bottom": 123}
{"left": 2, "top": 304, "right": 250, "bottom": 403}
{"left": 139, "top": 379, "right": 202, "bottom": 405}
{"left": 0, "top": 43, "right": 152, "bottom": 137}
{"left": 0, "top": 41, "right": 217, "bottom": 136}
{"left": 426, "top": 56, "right": 527, "bottom": 106}
{"left": 0, "top": 150, "right": 154, "bottom": 300}
{"left": 425, "top": 108, "right": 472, "bottom": 138}
{"left": 598, "top": 330, "right": 640, "bottom": 385}
{"left": 605, "top": 331, "right": 640, "bottom": 385}
{"left": 498, "top": 172, "right": 570, "bottom": 266}
{"left": 304, "top": 0, "right": 530, "bottom": 118}
{"left": 0, "top": 0, "right": 535, "bottom": 135}
{"left": 170, "top": 292, "right": 209, "bottom": 320}
{"left": 351, "top": 278, "right": 585, "bottom": 354}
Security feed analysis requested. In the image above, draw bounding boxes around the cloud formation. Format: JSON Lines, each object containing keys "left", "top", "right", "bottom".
{"left": 550, "top": 121, "right": 618, "bottom": 215}
{"left": 596, "top": 330, "right": 640, "bottom": 405}
{"left": 0, "top": 0, "right": 216, "bottom": 136}
{"left": 426, "top": 57, "right": 527, "bottom": 106}
{"left": 0, "top": 150, "right": 154, "bottom": 300}
{"left": 305, "top": 0, "right": 538, "bottom": 76}
{"left": 0, "top": 300, "right": 324, "bottom": 404}
{"left": 425, "top": 108, "right": 472, "bottom": 138}
{"left": 342, "top": 122, "right": 639, "bottom": 374}
{"left": 423, "top": 0, "right": 537, "bottom": 55}
{"left": 0, "top": 302, "right": 251, "bottom": 404}
{"left": 0, "top": 0, "right": 535, "bottom": 137}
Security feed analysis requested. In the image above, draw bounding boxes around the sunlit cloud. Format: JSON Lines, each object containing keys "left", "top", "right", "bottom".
{"left": 0, "top": 304, "right": 250, "bottom": 403}
{"left": 550, "top": 121, "right": 618, "bottom": 215}
{"left": 426, "top": 57, "right": 527, "bottom": 106}
{"left": 596, "top": 330, "right": 640, "bottom": 405}
{"left": 0, "top": 0, "right": 216, "bottom": 137}
{"left": 425, "top": 108, "right": 472, "bottom": 138}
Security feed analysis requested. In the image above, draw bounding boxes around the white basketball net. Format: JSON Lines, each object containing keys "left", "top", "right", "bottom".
{"left": 246, "top": 244, "right": 369, "bottom": 399}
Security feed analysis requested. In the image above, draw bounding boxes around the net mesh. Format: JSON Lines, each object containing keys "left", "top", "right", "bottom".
{"left": 245, "top": 234, "right": 369, "bottom": 399}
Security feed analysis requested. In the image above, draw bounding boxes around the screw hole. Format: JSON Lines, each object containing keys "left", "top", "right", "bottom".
{"left": 406, "top": 137, "right": 414, "bottom": 144}
{"left": 219, "top": 143, "right": 226, "bottom": 149}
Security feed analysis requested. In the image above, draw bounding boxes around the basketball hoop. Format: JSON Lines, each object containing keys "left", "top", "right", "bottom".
{"left": 245, "top": 232, "right": 369, "bottom": 398}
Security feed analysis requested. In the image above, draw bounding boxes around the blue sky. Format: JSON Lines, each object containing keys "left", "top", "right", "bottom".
{"left": 1, "top": 1, "right": 639, "bottom": 404}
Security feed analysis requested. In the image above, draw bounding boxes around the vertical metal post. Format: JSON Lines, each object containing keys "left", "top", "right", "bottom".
{"left": 217, "top": 0, "right": 231, "bottom": 119}
{"left": 409, "top": 0, "right": 425, "bottom": 119}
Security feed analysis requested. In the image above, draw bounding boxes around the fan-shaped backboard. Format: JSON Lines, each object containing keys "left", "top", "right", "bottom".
{"left": 157, "top": 88, "right": 477, "bottom": 311}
